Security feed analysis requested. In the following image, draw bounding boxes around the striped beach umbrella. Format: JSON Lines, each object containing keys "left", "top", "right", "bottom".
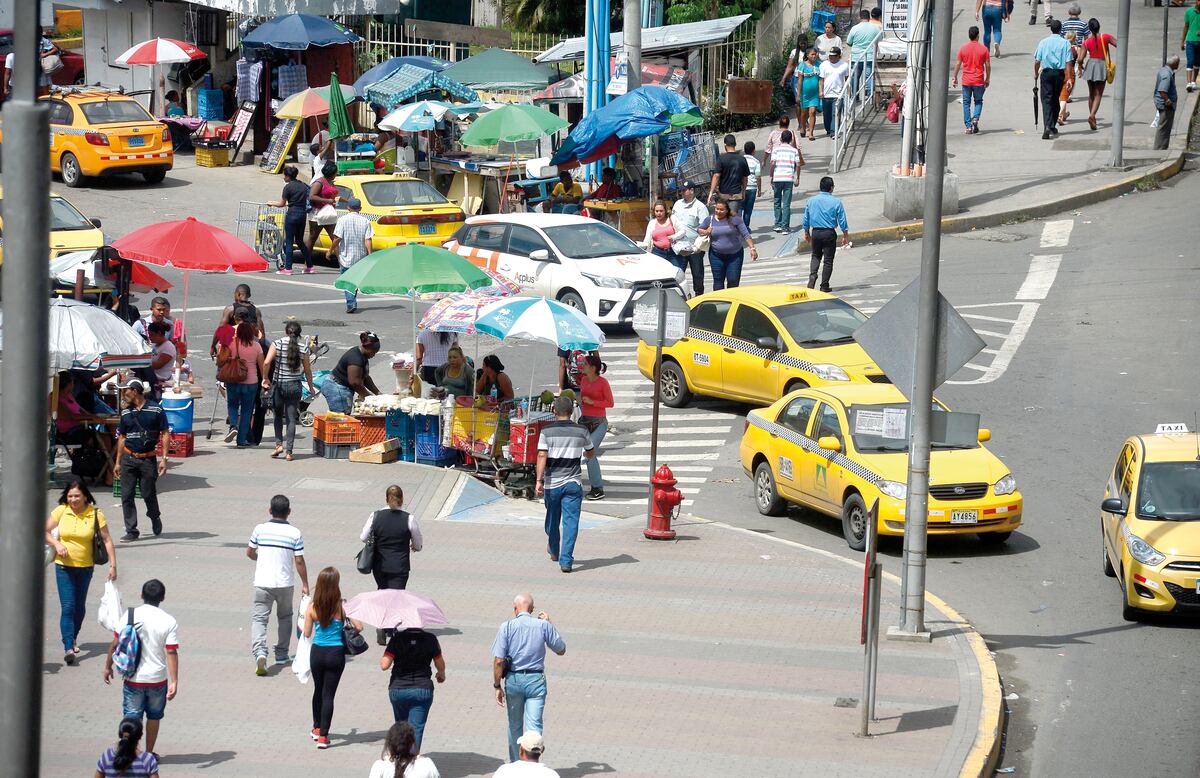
{"left": 115, "top": 38, "right": 206, "bottom": 66}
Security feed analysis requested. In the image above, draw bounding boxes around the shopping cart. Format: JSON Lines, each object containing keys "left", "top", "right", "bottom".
{"left": 236, "top": 201, "right": 289, "bottom": 270}
{"left": 659, "top": 131, "right": 717, "bottom": 200}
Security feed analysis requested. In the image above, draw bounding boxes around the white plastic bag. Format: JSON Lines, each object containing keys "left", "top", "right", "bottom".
{"left": 97, "top": 581, "right": 123, "bottom": 632}
{"left": 292, "top": 594, "right": 312, "bottom": 684}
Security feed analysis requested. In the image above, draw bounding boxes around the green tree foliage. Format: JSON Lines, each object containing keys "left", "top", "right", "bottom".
{"left": 665, "top": 0, "right": 773, "bottom": 25}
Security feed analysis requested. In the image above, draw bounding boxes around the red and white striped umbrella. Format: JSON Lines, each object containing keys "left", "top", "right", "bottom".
{"left": 114, "top": 38, "right": 207, "bottom": 66}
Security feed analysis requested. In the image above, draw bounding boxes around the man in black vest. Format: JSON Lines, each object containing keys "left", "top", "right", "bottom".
{"left": 360, "top": 485, "right": 425, "bottom": 643}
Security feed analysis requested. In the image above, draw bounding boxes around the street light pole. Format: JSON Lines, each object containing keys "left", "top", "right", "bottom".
{"left": 893, "top": 0, "right": 954, "bottom": 642}
{"left": 1109, "top": 0, "right": 1133, "bottom": 168}
{"left": 0, "top": 1, "right": 52, "bottom": 772}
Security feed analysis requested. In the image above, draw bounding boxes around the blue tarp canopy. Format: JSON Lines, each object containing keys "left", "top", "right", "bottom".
{"left": 364, "top": 65, "right": 478, "bottom": 110}
{"left": 550, "top": 86, "right": 702, "bottom": 169}
{"left": 241, "top": 14, "right": 361, "bottom": 50}
{"left": 353, "top": 56, "right": 452, "bottom": 97}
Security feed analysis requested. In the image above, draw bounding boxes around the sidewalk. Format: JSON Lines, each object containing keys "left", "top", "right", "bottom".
{"left": 737, "top": 2, "right": 1197, "bottom": 260}
{"left": 39, "top": 448, "right": 1000, "bottom": 777}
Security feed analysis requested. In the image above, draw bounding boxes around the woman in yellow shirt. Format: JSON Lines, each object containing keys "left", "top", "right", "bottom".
{"left": 45, "top": 479, "right": 117, "bottom": 665}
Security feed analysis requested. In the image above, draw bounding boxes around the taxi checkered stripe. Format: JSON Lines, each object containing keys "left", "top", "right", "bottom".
{"left": 686, "top": 327, "right": 820, "bottom": 373}
{"left": 747, "top": 412, "right": 883, "bottom": 486}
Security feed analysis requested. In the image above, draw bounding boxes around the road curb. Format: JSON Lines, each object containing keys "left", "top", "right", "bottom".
{"left": 697, "top": 518, "right": 1004, "bottom": 778}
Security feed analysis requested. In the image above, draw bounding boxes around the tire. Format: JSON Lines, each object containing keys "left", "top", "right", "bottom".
{"left": 841, "top": 492, "right": 868, "bottom": 551}
{"left": 60, "top": 152, "right": 83, "bottom": 187}
{"left": 557, "top": 290, "right": 586, "bottom": 314}
{"left": 784, "top": 378, "right": 809, "bottom": 397}
{"left": 143, "top": 169, "right": 166, "bottom": 184}
{"left": 658, "top": 360, "right": 692, "bottom": 408}
{"left": 1102, "top": 535, "right": 1116, "bottom": 578}
{"left": 299, "top": 411, "right": 314, "bottom": 428}
{"left": 754, "top": 461, "right": 786, "bottom": 516}
{"left": 978, "top": 531, "right": 1012, "bottom": 545}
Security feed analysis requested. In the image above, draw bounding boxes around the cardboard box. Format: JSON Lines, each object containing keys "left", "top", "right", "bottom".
{"left": 349, "top": 437, "right": 401, "bottom": 464}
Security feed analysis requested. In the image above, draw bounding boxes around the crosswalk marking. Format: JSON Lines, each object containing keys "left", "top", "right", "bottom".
{"left": 628, "top": 426, "right": 729, "bottom": 435}
{"left": 1039, "top": 219, "right": 1074, "bottom": 248}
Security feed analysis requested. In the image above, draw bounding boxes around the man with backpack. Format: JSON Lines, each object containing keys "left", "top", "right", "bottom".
{"left": 104, "top": 579, "right": 179, "bottom": 757}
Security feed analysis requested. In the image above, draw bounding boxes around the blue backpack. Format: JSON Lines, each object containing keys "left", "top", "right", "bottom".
{"left": 112, "top": 608, "right": 141, "bottom": 679}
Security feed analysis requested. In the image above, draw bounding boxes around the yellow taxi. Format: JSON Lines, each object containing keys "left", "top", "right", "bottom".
{"left": 0, "top": 186, "right": 103, "bottom": 265}
{"left": 0, "top": 87, "right": 173, "bottom": 187}
{"left": 636, "top": 285, "right": 890, "bottom": 407}
{"left": 739, "top": 384, "right": 1022, "bottom": 550}
{"left": 1101, "top": 424, "right": 1200, "bottom": 620}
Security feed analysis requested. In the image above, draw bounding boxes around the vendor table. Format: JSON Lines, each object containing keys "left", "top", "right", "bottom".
{"left": 432, "top": 155, "right": 533, "bottom": 215}
{"left": 584, "top": 198, "right": 651, "bottom": 241}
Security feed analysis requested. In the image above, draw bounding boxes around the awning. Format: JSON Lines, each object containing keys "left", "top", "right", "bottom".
{"left": 532, "top": 60, "right": 689, "bottom": 102}
{"left": 535, "top": 15, "right": 752, "bottom": 63}
{"left": 364, "top": 64, "right": 478, "bottom": 110}
{"left": 440, "top": 47, "right": 558, "bottom": 93}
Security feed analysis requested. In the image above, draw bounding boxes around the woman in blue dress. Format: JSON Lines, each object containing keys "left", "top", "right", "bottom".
{"left": 797, "top": 48, "right": 822, "bottom": 142}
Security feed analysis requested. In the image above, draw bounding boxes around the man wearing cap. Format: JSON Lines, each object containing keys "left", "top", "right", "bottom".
{"left": 114, "top": 380, "right": 169, "bottom": 542}
{"left": 493, "top": 731, "right": 561, "bottom": 776}
{"left": 670, "top": 182, "right": 709, "bottom": 296}
{"left": 331, "top": 198, "right": 374, "bottom": 314}
{"left": 491, "top": 593, "right": 567, "bottom": 764}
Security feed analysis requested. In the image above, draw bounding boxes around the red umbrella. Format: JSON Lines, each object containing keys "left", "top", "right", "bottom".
{"left": 114, "top": 38, "right": 207, "bottom": 66}
{"left": 113, "top": 217, "right": 268, "bottom": 272}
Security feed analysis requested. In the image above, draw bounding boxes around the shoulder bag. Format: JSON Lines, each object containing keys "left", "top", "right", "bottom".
{"left": 217, "top": 340, "right": 248, "bottom": 384}
{"left": 261, "top": 346, "right": 279, "bottom": 409}
{"left": 41, "top": 54, "right": 64, "bottom": 75}
{"left": 342, "top": 609, "right": 369, "bottom": 656}
{"left": 1103, "top": 38, "right": 1116, "bottom": 85}
{"left": 91, "top": 508, "right": 109, "bottom": 566}
{"left": 355, "top": 511, "right": 378, "bottom": 574}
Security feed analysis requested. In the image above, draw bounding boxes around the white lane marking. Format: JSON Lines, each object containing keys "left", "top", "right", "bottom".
{"left": 602, "top": 474, "right": 709, "bottom": 484}
{"left": 972, "top": 328, "right": 1009, "bottom": 339}
{"left": 981, "top": 348, "right": 1000, "bottom": 355}
{"left": 615, "top": 413, "right": 736, "bottom": 423}
{"left": 606, "top": 379, "right": 650, "bottom": 387}
{"left": 608, "top": 439, "right": 728, "bottom": 449}
{"left": 604, "top": 369, "right": 643, "bottom": 376}
{"left": 603, "top": 464, "right": 714, "bottom": 473}
{"left": 628, "top": 426, "right": 730, "bottom": 435}
{"left": 1015, "top": 255, "right": 1063, "bottom": 301}
{"left": 1039, "top": 220, "right": 1074, "bottom": 248}
{"left": 603, "top": 452, "right": 721, "bottom": 462}
{"left": 947, "top": 302, "right": 1040, "bottom": 385}
{"left": 961, "top": 313, "right": 1018, "bottom": 324}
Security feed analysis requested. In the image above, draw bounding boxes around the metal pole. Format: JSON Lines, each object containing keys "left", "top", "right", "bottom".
{"left": 645, "top": 288, "right": 666, "bottom": 527}
{"left": 1109, "top": 0, "right": 1132, "bottom": 168}
{"left": 859, "top": 500, "right": 881, "bottom": 736}
{"left": 0, "top": 1, "right": 52, "bottom": 772}
{"left": 624, "top": 0, "right": 642, "bottom": 92}
{"left": 895, "top": 0, "right": 953, "bottom": 641}
{"left": 1162, "top": 0, "right": 1169, "bottom": 66}
{"left": 900, "top": 0, "right": 930, "bottom": 174}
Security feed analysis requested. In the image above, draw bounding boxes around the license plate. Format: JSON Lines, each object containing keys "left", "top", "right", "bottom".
{"left": 418, "top": 221, "right": 436, "bottom": 235}
{"left": 950, "top": 510, "right": 978, "bottom": 525}
{"left": 128, "top": 135, "right": 145, "bottom": 147}
{"left": 1195, "top": 581, "right": 1200, "bottom": 594}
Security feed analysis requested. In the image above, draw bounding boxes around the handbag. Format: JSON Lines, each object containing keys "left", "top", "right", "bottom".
{"left": 91, "top": 509, "right": 109, "bottom": 566}
{"left": 313, "top": 204, "right": 338, "bottom": 226}
{"left": 692, "top": 234, "right": 710, "bottom": 253}
{"left": 1103, "top": 39, "right": 1116, "bottom": 85}
{"left": 41, "top": 54, "right": 64, "bottom": 75}
{"left": 355, "top": 511, "right": 378, "bottom": 574}
{"left": 886, "top": 98, "right": 901, "bottom": 124}
{"left": 261, "top": 351, "right": 278, "bottom": 409}
{"left": 217, "top": 342, "right": 248, "bottom": 384}
{"left": 342, "top": 621, "right": 368, "bottom": 656}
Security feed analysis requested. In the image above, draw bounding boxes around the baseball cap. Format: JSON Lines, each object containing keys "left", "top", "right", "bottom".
{"left": 683, "top": 181, "right": 697, "bottom": 190}
{"left": 517, "top": 731, "right": 544, "bottom": 755}
{"left": 120, "top": 379, "right": 146, "bottom": 394}
{"left": 830, "top": 46, "right": 842, "bottom": 55}
{"left": 347, "top": 197, "right": 362, "bottom": 209}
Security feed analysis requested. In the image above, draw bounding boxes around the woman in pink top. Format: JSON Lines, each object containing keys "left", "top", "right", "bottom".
{"left": 225, "top": 321, "right": 266, "bottom": 448}
{"left": 577, "top": 354, "right": 613, "bottom": 501}
{"left": 1081, "top": 18, "right": 1117, "bottom": 130}
{"left": 641, "top": 201, "right": 683, "bottom": 265}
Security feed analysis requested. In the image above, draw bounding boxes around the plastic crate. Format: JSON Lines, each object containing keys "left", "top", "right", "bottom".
{"left": 811, "top": 9, "right": 837, "bottom": 32}
{"left": 386, "top": 409, "right": 416, "bottom": 461}
{"left": 416, "top": 449, "right": 458, "bottom": 467}
{"left": 314, "top": 413, "right": 362, "bottom": 444}
{"left": 167, "top": 431, "right": 194, "bottom": 458}
{"left": 359, "top": 416, "right": 388, "bottom": 448}
{"left": 195, "top": 145, "right": 230, "bottom": 168}
{"left": 415, "top": 435, "right": 454, "bottom": 462}
{"left": 196, "top": 89, "right": 225, "bottom": 120}
{"left": 112, "top": 478, "right": 142, "bottom": 498}
{"left": 312, "top": 439, "right": 355, "bottom": 459}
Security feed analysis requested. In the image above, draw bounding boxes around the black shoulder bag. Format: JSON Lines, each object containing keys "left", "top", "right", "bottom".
{"left": 91, "top": 508, "right": 109, "bottom": 566}
{"left": 355, "top": 511, "right": 378, "bottom": 574}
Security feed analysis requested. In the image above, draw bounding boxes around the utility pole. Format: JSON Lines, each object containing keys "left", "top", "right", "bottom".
{"left": 624, "top": 0, "right": 642, "bottom": 92}
{"left": 891, "top": 0, "right": 953, "bottom": 643}
{"left": 1162, "top": 0, "right": 1169, "bottom": 66}
{"left": 0, "top": 0, "right": 52, "bottom": 773}
{"left": 1109, "top": 0, "right": 1132, "bottom": 168}
{"left": 899, "top": 0, "right": 930, "bottom": 173}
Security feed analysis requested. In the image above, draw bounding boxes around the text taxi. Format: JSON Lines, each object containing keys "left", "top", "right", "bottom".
{"left": 1101, "top": 423, "right": 1200, "bottom": 620}
{"left": 739, "top": 384, "right": 1022, "bottom": 550}
{"left": 637, "top": 285, "right": 890, "bottom": 407}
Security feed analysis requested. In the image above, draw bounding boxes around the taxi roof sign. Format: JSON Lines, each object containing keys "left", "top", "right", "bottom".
{"left": 1155, "top": 423, "right": 1190, "bottom": 434}
{"left": 787, "top": 291, "right": 809, "bottom": 301}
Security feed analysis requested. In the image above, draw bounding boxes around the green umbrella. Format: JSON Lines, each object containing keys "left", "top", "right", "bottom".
{"left": 460, "top": 104, "right": 568, "bottom": 146}
{"left": 326, "top": 72, "right": 354, "bottom": 140}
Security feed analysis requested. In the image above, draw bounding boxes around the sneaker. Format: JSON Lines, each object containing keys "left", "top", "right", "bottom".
{"left": 311, "top": 728, "right": 320, "bottom": 742}
{"left": 119, "top": 533, "right": 139, "bottom": 542}
{"left": 560, "top": 564, "right": 572, "bottom": 573}
{"left": 275, "top": 655, "right": 291, "bottom": 665}
{"left": 304, "top": 267, "right": 316, "bottom": 274}
{"left": 224, "top": 427, "right": 238, "bottom": 443}
{"left": 586, "top": 488, "right": 605, "bottom": 501}
{"left": 255, "top": 656, "right": 268, "bottom": 676}
{"left": 316, "top": 736, "right": 330, "bottom": 749}
{"left": 772, "top": 226, "right": 783, "bottom": 233}
{"left": 277, "top": 268, "right": 293, "bottom": 275}
{"left": 346, "top": 306, "right": 357, "bottom": 314}
{"left": 1049, "top": 127, "right": 1059, "bottom": 137}
{"left": 971, "top": 119, "right": 979, "bottom": 134}
{"left": 1042, "top": 131, "right": 1052, "bottom": 140}
{"left": 64, "top": 652, "right": 76, "bottom": 666}
{"left": 1189, "top": 82, "right": 1197, "bottom": 93}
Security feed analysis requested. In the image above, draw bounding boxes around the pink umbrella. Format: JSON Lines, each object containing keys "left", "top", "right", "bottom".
{"left": 344, "top": 590, "right": 448, "bottom": 629}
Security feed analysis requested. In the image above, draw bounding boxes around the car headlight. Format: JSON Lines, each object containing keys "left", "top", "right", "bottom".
{"left": 878, "top": 480, "right": 907, "bottom": 499}
{"left": 581, "top": 273, "right": 632, "bottom": 289}
{"left": 1121, "top": 523, "right": 1166, "bottom": 567}
{"left": 811, "top": 363, "right": 850, "bottom": 382}
{"left": 994, "top": 473, "right": 1017, "bottom": 496}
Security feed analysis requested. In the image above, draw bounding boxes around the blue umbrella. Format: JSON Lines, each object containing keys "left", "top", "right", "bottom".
{"left": 474, "top": 297, "right": 605, "bottom": 351}
{"left": 241, "top": 14, "right": 361, "bottom": 50}
{"left": 353, "top": 56, "right": 451, "bottom": 97}
{"left": 551, "top": 86, "right": 703, "bottom": 169}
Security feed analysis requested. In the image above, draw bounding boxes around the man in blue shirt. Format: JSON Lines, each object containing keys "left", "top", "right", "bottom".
{"left": 491, "top": 593, "right": 567, "bottom": 762}
{"left": 801, "top": 176, "right": 850, "bottom": 293}
{"left": 1154, "top": 55, "right": 1180, "bottom": 150}
{"left": 1034, "top": 19, "right": 1073, "bottom": 138}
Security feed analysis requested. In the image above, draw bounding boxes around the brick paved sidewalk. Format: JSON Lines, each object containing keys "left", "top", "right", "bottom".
{"left": 40, "top": 451, "right": 987, "bottom": 777}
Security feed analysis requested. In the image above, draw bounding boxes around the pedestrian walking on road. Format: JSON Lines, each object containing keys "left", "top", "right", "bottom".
{"left": 46, "top": 479, "right": 117, "bottom": 665}
{"left": 846, "top": 9, "right": 882, "bottom": 101}
{"left": 1058, "top": 32, "right": 1082, "bottom": 125}
{"left": 380, "top": 627, "right": 445, "bottom": 751}
{"left": 768, "top": 131, "right": 803, "bottom": 233}
{"left": 303, "top": 566, "right": 364, "bottom": 749}
{"left": 1154, "top": 56, "right": 1181, "bottom": 149}
{"left": 802, "top": 177, "right": 851, "bottom": 293}
{"left": 707, "top": 134, "right": 750, "bottom": 216}
{"left": 270, "top": 165, "right": 313, "bottom": 274}
{"left": 642, "top": 201, "right": 684, "bottom": 265}
{"left": 1081, "top": 18, "right": 1116, "bottom": 130}
{"left": 368, "top": 721, "right": 440, "bottom": 778}
{"left": 976, "top": 0, "right": 1008, "bottom": 57}
{"left": 577, "top": 354, "right": 613, "bottom": 502}
{"left": 779, "top": 32, "right": 811, "bottom": 110}
{"left": 671, "top": 183, "right": 709, "bottom": 296}
{"left": 324, "top": 332, "right": 382, "bottom": 414}
{"left": 362, "top": 485, "right": 424, "bottom": 591}
{"left": 307, "top": 160, "right": 341, "bottom": 266}
{"left": 493, "top": 731, "right": 561, "bottom": 777}
{"left": 1060, "top": 3, "right": 1088, "bottom": 49}
{"left": 95, "top": 716, "right": 160, "bottom": 778}
{"left": 114, "top": 380, "right": 168, "bottom": 542}
{"left": 741, "top": 141, "right": 761, "bottom": 228}
{"left": 247, "top": 494, "right": 309, "bottom": 676}
{"left": 264, "top": 321, "right": 316, "bottom": 461}
{"left": 1184, "top": 0, "right": 1200, "bottom": 93}
{"left": 537, "top": 396, "right": 594, "bottom": 572}
{"left": 698, "top": 200, "right": 758, "bottom": 290}
{"left": 764, "top": 115, "right": 798, "bottom": 156}
{"left": 954, "top": 26, "right": 992, "bottom": 133}
{"left": 798, "top": 50, "right": 822, "bottom": 140}
{"left": 491, "top": 593, "right": 567, "bottom": 762}
{"left": 332, "top": 198, "right": 374, "bottom": 314}
{"left": 1034, "top": 19, "right": 1073, "bottom": 138}
{"left": 103, "top": 579, "right": 179, "bottom": 757}
{"left": 819, "top": 47, "right": 851, "bottom": 136}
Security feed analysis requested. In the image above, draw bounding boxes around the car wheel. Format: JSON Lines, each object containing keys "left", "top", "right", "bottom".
{"left": 658, "top": 360, "right": 692, "bottom": 408}
{"left": 754, "top": 461, "right": 786, "bottom": 516}
{"left": 784, "top": 378, "right": 809, "bottom": 397}
{"left": 143, "top": 170, "right": 166, "bottom": 184}
{"left": 1102, "top": 534, "right": 1116, "bottom": 578}
{"left": 557, "top": 290, "right": 586, "bottom": 314}
{"left": 978, "top": 531, "right": 1012, "bottom": 545}
{"left": 60, "top": 153, "right": 83, "bottom": 187}
{"left": 74, "top": 73, "right": 84, "bottom": 86}
{"left": 841, "top": 492, "right": 868, "bottom": 551}
{"left": 1119, "top": 571, "right": 1140, "bottom": 622}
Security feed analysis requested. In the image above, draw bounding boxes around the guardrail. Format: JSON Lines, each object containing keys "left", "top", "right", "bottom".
{"left": 830, "top": 57, "right": 877, "bottom": 174}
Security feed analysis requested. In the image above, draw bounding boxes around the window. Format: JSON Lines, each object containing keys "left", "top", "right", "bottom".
{"left": 48, "top": 197, "right": 95, "bottom": 231}
{"left": 770, "top": 298, "right": 867, "bottom": 347}
{"left": 730, "top": 305, "right": 780, "bottom": 345}
{"left": 506, "top": 225, "right": 551, "bottom": 258}
{"left": 1136, "top": 462, "right": 1200, "bottom": 520}
{"left": 814, "top": 404, "right": 843, "bottom": 448}
{"left": 543, "top": 222, "right": 640, "bottom": 259}
{"left": 1118, "top": 445, "right": 1136, "bottom": 503}
{"left": 690, "top": 300, "right": 731, "bottom": 333}
{"left": 335, "top": 185, "right": 352, "bottom": 202}
{"left": 80, "top": 99, "right": 154, "bottom": 125}
{"left": 462, "top": 224, "right": 507, "bottom": 251}
{"left": 779, "top": 397, "right": 817, "bottom": 434}
{"left": 360, "top": 180, "right": 447, "bottom": 207}
{"left": 48, "top": 101, "right": 73, "bottom": 125}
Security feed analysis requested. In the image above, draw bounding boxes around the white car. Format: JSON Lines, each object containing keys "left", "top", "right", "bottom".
{"left": 443, "top": 213, "right": 685, "bottom": 324}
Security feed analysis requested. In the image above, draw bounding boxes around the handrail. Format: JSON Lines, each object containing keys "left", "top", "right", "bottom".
{"left": 830, "top": 55, "right": 876, "bottom": 173}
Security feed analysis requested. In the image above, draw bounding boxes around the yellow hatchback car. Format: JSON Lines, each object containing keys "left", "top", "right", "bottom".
{"left": 739, "top": 384, "right": 1022, "bottom": 550}
{"left": 636, "top": 285, "right": 890, "bottom": 408}
{"left": 1101, "top": 425, "right": 1200, "bottom": 620}
{"left": 0, "top": 187, "right": 103, "bottom": 265}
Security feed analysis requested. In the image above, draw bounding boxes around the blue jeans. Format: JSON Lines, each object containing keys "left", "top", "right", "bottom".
{"left": 709, "top": 249, "right": 744, "bottom": 290}
{"left": 55, "top": 564, "right": 93, "bottom": 652}
{"left": 852, "top": 60, "right": 875, "bottom": 97}
{"left": 283, "top": 213, "right": 311, "bottom": 270}
{"left": 93, "top": 395, "right": 117, "bottom": 416}
{"left": 322, "top": 379, "right": 354, "bottom": 414}
{"left": 225, "top": 382, "right": 257, "bottom": 446}
{"left": 581, "top": 418, "right": 608, "bottom": 489}
{"left": 544, "top": 481, "right": 583, "bottom": 569}
{"left": 123, "top": 681, "right": 168, "bottom": 721}
{"left": 504, "top": 672, "right": 547, "bottom": 763}
{"left": 981, "top": 5, "right": 1004, "bottom": 49}
{"left": 822, "top": 97, "right": 838, "bottom": 135}
{"left": 651, "top": 246, "right": 677, "bottom": 266}
{"left": 772, "top": 181, "right": 794, "bottom": 230}
{"left": 961, "top": 85, "right": 985, "bottom": 128}
{"left": 338, "top": 266, "right": 357, "bottom": 309}
{"left": 741, "top": 188, "right": 757, "bottom": 228}
{"left": 389, "top": 686, "right": 434, "bottom": 750}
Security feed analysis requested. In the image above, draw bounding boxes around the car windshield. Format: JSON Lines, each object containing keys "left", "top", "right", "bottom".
{"left": 770, "top": 299, "right": 868, "bottom": 346}
{"left": 360, "top": 180, "right": 448, "bottom": 207}
{"left": 848, "top": 402, "right": 964, "bottom": 452}
{"left": 0, "top": 197, "right": 94, "bottom": 231}
{"left": 1136, "top": 462, "right": 1200, "bottom": 520}
{"left": 544, "top": 222, "right": 641, "bottom": 259}
{"left": 80, "top": 99, "right": 154, "bottom": 125}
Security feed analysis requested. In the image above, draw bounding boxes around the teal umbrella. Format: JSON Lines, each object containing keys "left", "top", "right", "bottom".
{"left": 460, "top": 104, "right": 567, "bottom": 146}
{"left": 326, "top": 72, "right": 353, "bottom": 140}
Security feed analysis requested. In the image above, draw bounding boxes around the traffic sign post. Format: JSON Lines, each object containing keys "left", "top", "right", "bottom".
{"left": 859, "top": 499, "right": 881, "bottom": 737}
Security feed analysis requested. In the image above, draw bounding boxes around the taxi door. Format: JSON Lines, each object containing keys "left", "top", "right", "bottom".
{"left": 772, "top": 394, "right": 818, "bottom": 502}
{"left": 802, "top": 401, "right": 849, "bottom": 512}
{"left": 1103, "top": 442, "right": 1137, "bottom": 566}
{"left": 503, "top": 224, "right": 557, "bottom": 296}
{"left": 454, "top": 222, "right": 510, "bottom": 276}
{"left": 674, "top": 299, "right": 730, "bottom": 393}
{"left": 722, "top": 302, "right": 786, "bottom": 403}
{"left": 47, "top": 100, "right": 73, "bottom": 168}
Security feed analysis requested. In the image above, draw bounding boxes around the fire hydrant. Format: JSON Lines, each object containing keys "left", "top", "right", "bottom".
{"left": 644, "top": 464, "right": 682, "bottom": 540}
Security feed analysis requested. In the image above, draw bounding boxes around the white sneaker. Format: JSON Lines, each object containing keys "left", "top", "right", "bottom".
{"left": 1188, "top": 82, "right": 1197, "bottom": 93}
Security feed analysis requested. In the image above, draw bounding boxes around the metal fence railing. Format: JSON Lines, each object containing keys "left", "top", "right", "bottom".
{"left": 829, "top": 57, "right": 878, "bottom": 173}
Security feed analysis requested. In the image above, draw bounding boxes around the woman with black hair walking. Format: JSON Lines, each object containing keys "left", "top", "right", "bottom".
{"left": 46, "top": 478, "right": 116, "bottom": 666}
{"left": 94, "top": 716, "right": 159, "bottom": 777}
{"left": 264, "top": 321, "right": 317, "bottom": 460}
{"left": 268, "top": 165, "right": 313, "bottom": 274}
{"left": 303, "top": 566, "right": 364, "bottom": 749}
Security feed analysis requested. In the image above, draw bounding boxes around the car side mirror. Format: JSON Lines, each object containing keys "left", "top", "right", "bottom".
{"left": 977, "top": 428, "right": 991, "bottom": 442}
{"left": 817, "top": 435, "right": 841, "bottom": 453}
{"left": 529, "top": 249, "right": 550, "bottom": 261}
{"left": 1101, "top": 497, "right": 1127, "bottom": 516}
{"left": 755, "top": 336, "right": 779, "bottom": 351}
{"left": 89, "top": 218, "right": 102, "bottom": 229}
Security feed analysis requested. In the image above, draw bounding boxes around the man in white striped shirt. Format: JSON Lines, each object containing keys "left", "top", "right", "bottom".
{"left": 768, "top": 131, "right": 804, "bottom": 234}
{"left": 246, "top": 495, "right": 308, "bottom": 675}
{"left": 331, "top": 198, "right": 374, "bottom": 314}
